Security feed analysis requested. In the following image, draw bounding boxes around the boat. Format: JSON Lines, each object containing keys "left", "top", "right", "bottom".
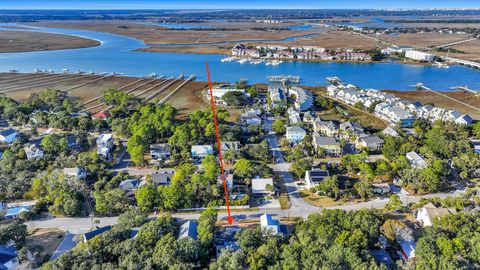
{"left": 237, "top": 58, "right": 248, "bottom": 64}
{"left": 433, "top": 62, "right": 449, "bottom": 69}
{"left": 221, "top": 56, "right": 235, "bottom": 62}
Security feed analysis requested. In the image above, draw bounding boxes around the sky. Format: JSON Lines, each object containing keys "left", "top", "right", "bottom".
{"left": 0, "top": 0, "right": 479, "bottom": 10}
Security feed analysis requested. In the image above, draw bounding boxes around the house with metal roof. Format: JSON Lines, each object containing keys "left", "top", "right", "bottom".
{"left": 82, "top": 226, "right": 112, "bottom": 243}
{"left": 304, "top": 169, "right": 330, "bottom": 189}
{"left": 178, "top": 220, "right": 198, "bottom": 240}
{"left": 0, "top": 129, "right": 17, "bottom": 144}
{"left": 191, "top": 145, "right": 214, "bottom": 159}
{"left": 416, "top": 203, "right": 457, "bottom": 227}
{"left": 0, "top": 245, "right": 18, "bottom": 270}
{"left": 151, "top": 171, "right": 175, "bottom": 186}
{"left": 260, "top": 213, "right": 281, "bottom": 235}
{"left": 251, "top": 177, "right": 274, "bottom": 195}
{"left": 406, "top": 151, "right": 428, "bottom": 169}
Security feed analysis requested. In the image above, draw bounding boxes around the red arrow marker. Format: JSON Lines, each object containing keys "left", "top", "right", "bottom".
{"left": 205, "top": 62, "right": 234, "bottom": 225}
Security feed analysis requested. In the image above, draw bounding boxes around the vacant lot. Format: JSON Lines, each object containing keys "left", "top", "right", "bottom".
{"left": 0, "top": 30, "right": 99, "bottom": 53}
{"left": 26, "top": 228, "right": 64, "bottom": 263}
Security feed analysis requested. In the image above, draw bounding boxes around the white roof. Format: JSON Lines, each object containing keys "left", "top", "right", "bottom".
{"left": 97, "top": 133, "right": 113, "bottom": 142}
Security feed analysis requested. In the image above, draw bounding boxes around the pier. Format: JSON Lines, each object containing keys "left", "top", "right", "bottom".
{"left": 414, "top": 83, "right": 480, "bottom": 113}
{"left": 444, "top": 56, "right": 480, "bottom": 69}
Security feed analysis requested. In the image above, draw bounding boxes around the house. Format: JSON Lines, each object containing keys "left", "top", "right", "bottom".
{"left": 260, "top": 213, "right": 281, "bottom": 235}
{"left": 289, "top": 86, "right": 313, "bottom": 111}
{"left": 455, "top": 114, "right": 473, "bottom": 125}
{"left": 251, "top": 177, "right": 274, "bottom": 195}
{"left": 302, "top": 112, "right": 315, "bottom": 125}
{"left": 150, "top": 143, "right": 171, "bottom": 161}
{"left": 0, "top": 245, "right": 19, "bottom": 270}
{"left": 372, "top": 183, "right": 391, "bottom": 195}
{"left": 312, "top": 133, "right": 341, "bottom": 156}
{"left": 267, "top": 86, "right": 286, "bottom": 106}
{"left": 406, "top": 151, "right": 428, "bottom": 169}
{"left": 91, "top": 111, "right": 111, "bottom": 121}
{"left": 287, "top": 107, "right": 301, "bottom": 125}
{"left": 382, "top": 127, "right": 399, "bottom": 137}
{"left": 178, "top": 220, "right": 198, "bottom": 240}
{"left": 314, "top": 119, "right": 339, "bottom": 137}
{"left": 356, "top": 136, "right": 384, "bottom": 151}
{"left": 63, "top": 167, "right": 87, "bottom": 180}
{"left": 217, "top": 174, "right": 234, "bottom": 190}
{"left": 285, "top": 126, "right": 306, "bottom": 144}
{"left": 82, "top": 226, "right": 112, "bottom": 243}
{"left": 416, "top": 203, "right": 457, "bottom": 227}
{"left": 3, "top": 205, "right": 32, "bottom": 220}
{"left": 151, "top": 171, "right": 175, "bottom": 186}
{"left": 119, "top": 179, "right": 142, "bottom": 192}
{"left": 23, "top": 143, "right": 44, "bottom": 160}
{"left": 304, "top": 169, "right": 329, "bottom": 189}
{"left": 370, "top": 250, "right": 395, "bottom": 268}
{"left": 240, "top": 111, "right": 262, "bottom": 125}
{"left": 96, "top": 134, "right": 114, "bottom": 149}
{"left": 470, "top": 138, "right": 480, "bottom": 155}
{"left": 0, "top": 129, "right": 17, "bottom": 144}
{"left": 339, "top": 121, "right": 364, "bottom": 139}
{"left": 191, "top": 145, "right": 214, "bottom": 159}
{"left": 221, "top": 141, "right": 241, "bottom": 153}
{"left": 97, "top": 147, "right": 111, "bottom": 159}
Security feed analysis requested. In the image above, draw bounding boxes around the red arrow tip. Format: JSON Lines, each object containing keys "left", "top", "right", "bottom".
{"left": 227, "top": 216, "right": 234, "bottom": 225}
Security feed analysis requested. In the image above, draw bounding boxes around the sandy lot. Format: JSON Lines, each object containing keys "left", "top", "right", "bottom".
{"left": 0, "top": 30, "right": 100, "bottom": 53}
{"left": 385, "top": 90, "right": 480, "bottom": 119}
{"left": 26, "top": 228, "right": 64, "bottom": 262}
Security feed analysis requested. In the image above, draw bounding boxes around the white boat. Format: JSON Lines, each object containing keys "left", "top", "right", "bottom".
{"left": 265, "top": 61, "right": 272, "bottom": 66}
{"left": 237, "top": 58, "right": 248, "bottom": 64}
{"left": 433, "top": 62, "right": 449, "bottom": 69}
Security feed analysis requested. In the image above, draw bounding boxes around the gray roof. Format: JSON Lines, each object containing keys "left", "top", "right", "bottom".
{"left": 151, "top": 171, "right": 174, "bottom": 185}
{"left": 313, "top": 133, "right": 339, "bottom": 146}
{"left": 359, "top": 136, "right": 384, "bottom": 145}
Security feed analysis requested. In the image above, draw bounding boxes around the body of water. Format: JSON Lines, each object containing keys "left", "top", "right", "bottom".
{"left": 0, "top": 24, "right": 479, "bottom": 90}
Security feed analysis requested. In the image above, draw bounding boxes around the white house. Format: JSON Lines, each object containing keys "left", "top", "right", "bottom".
{"left": 455, "top": 114, "right": 473, "bottom": 125}
{"left": 416, "top": 203, "right": 457, "bottom": 227}
{"left": 208, "top": 84, "right": 246, "bottom": 105}
{"left": 382, "top": 127, "right": 399, "bottom": 137}
{"left": 286, "top": 126, "right": 306, "bottom": 144}
{"left": 191, "top": 145, "right": 214, "bottom": 159}
{"left": 150, "top": 143, "right": 171, "bottom": 161}
{"left": 406, "top": 151, "right": 428, "bottom": 169}
{"left": 240, "top": 111, "right": 262, "bottom": 125}
{"left": 96, "top": 134, "right": 114, "bottom": 149}
{"left": 304, "top": 169, "right": 329, "bottom": 189}
{"left": 251, "top": 177, "right": 274, "bottom": 195}
{"left": 289, "top": 86, "right": 313, "bottom": 111}
{"left": 260, "top": 213, "right": 281, "bottom": 235}
{"left": 221, "top": 141, "right": 241, "bottom": 153}
{"left": 0, "top": 129, "right": 17, "bottom": 144}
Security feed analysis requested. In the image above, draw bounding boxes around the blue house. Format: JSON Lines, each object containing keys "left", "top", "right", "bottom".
{"left": 3, "top": 206, "right": 32, "bottom": 220}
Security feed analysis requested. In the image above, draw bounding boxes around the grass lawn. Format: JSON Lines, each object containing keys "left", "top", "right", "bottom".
{"left": 299, "top": 190, "right": 342, "bottom": 207}
{"left": 279, "top": 195, "right": 291, "bottom": 209}
{"left": 26, "top": 228, "right": 65, "bottom": 265}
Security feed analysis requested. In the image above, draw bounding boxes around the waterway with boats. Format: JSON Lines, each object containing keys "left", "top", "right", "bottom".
{"left": 0, "top": 23, "right": 479, "bottom": 90}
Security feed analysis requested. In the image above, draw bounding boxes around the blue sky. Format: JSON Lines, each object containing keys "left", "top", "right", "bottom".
{"left": 0, "top": 0, "right": 479, "bottom": 9}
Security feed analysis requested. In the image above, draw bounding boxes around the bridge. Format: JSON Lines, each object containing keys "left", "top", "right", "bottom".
{"left": 444, "top": 56, "right": 480, "bottom": 69}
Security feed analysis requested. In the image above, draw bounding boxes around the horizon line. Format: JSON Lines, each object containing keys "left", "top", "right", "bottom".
{"left": 1, "top": 8, "right": 480, "bottom": 11}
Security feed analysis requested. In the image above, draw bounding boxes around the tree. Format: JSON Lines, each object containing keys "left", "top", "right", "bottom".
{"left": 197, "top": 207, "right": 218, "bottom": 249}
{"left": 234, "top": 158, "right": 254, "bottom": 179}
{"left": 127, "top": 135, "right": 147, "bottom": 165}
{"left": 0, "top": 221, "right": 27, "bottom": 247}
{"left": 317, "top": 175, "right": 340, "bottom": 199}
{"left": 289, "top": 157, "right": 313, "bottom": 179}
{"left": 93, "top": 188, "right": 129, "bottom": 215}
{"left": 222, "top": 91, "right": 248, "bottom": 107}
{"left": 201, "top": 154, "right": 220, "bottom": 182}
{"left": 117, "top": 208, "right": 148, "bottom": 228}
{"left": 209, "top": 249, "right": 246, "bottom": 270}
{"left": 353, "top": 180, "right": 373, "bottom": 200}
{"left": 272, "top": 119, "right": 286, "bottom": 134}
{"left": 41, "top": 134, "right": 61, "bottom": 155}
{"left": 134, "top": 186, "right": 157, "bottom": 212}
{"left": 384, "top": 194, "right": 404, "bottom": 212}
